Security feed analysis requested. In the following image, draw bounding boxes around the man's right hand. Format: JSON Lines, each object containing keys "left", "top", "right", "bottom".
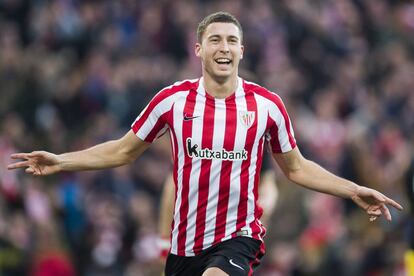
{"left": 8, "top": 151, "right": 61, "bottom": 176}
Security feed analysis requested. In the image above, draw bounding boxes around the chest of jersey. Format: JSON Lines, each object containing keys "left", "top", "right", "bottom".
{"left": 172, "top": 91, "right": 265, "bottom": 162}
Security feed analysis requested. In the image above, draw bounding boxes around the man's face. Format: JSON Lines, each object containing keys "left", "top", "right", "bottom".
{"left": 195, "top": 22, "right": 244, "bottom": 82}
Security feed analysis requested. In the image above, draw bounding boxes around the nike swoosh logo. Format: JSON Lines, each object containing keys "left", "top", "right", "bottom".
{"left": 229, "top": 259, "right": 244, "bottom": 271}
{"left": 183, "top": 114, "right": 200, "bottom": 121}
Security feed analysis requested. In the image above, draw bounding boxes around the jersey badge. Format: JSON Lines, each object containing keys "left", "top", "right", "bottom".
{"left": 239, "top": 111, "right": 255, "bottom": 128}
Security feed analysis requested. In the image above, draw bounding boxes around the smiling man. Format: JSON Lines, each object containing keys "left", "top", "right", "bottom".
{"left": 8, "top": 12, "right": 403, "bottom": 276}
{"left": 196, "top": 18, "right": 243, "bottom": 91}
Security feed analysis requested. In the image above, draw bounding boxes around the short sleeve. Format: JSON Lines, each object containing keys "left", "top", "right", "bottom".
{"left": 266, "top": 96, "right": 296, "bottom": 154}
{"left": 131, "top": 89, "right": 174, "bottom": 143}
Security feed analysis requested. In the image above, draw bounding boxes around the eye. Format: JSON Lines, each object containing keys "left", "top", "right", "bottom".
{"left": 228, "top": 36, "right": 239, "bottom": 44}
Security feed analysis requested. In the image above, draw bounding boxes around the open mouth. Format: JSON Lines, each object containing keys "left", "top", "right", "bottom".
{"left": 215, "top": 58, "right": 232, "bottom": 65}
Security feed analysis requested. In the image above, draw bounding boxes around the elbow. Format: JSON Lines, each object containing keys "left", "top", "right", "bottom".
{"left": 285, "top": 170, "right": 299, "bottom": 183}
{"left": 283, "top": 161, "right": 307, "bottom": 184}
{"left": 124, "top": 154, "right": 136, "bottom": 165}
{"left": 118, "top": 147, "right": 136, "bottom": 165}
{"left": 115, "top": 141, "right": 136, "bottom": 166}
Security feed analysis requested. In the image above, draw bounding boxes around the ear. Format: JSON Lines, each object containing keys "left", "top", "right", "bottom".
{"left": 195, "top": 43, "right": 202, "bottom": 57}
{"left": 240, "top": 45, "right": 244, "bottom": 59}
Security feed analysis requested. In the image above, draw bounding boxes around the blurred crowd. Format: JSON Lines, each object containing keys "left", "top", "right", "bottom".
{"left": 0, "top": 0, "right": 413, "bottom": 275}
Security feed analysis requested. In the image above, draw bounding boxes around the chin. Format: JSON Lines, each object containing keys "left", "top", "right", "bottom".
{"left": 204, "top": 66, "right": 236, "bottom": 82}
{"left": 214, "top": 69, "right": 235, "bottom": 77}
{"left": 216, "top": 71, "right": 232, "bottom": 77}
{"left": 212, "top": 73, "right": 233, "bottom": 83}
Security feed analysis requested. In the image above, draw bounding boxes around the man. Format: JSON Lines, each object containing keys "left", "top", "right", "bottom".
{"left": 8, "top": 12, "right": 403, "bottom": 276}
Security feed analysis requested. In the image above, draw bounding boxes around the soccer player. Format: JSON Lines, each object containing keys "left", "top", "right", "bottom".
{"left": 8, "top": 12, "right": 403, "bottom": 276}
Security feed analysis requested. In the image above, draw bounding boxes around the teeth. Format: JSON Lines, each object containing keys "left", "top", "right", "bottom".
{"left": 216, "top": 58, "right": 231, "bottom": 63}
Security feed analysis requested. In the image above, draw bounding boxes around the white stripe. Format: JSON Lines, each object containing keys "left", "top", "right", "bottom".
{"left": 202, "top": 98, "right": 226, "bottom": 249}
{"left": 197, "top": 77, "right": 206, "bottom": 97}
{"left": 170, "top": 91, "right": 189, "bottom": 255}
{"left": 236, "top": 77, "right": 244, "bottom": 97}
{"left": 184, "top": 92, "right": 206, "bottom": 253}
{"left": 169, "top": 128, "right": 176, "bottom": 159}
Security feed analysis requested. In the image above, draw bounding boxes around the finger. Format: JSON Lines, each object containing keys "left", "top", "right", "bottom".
{"left": 10, "top": 153, "right": 30, "bottom": 160}
{"left": 372, "top": 192, "right": 403, "bottom": 212}
{"left": 352, "top": 196, "right": 369, "bottom": 210}
{"left": 25, "top": 167, "right": 34, "bottom": 174}
{"left": 7, "top": 161, "right": 31, "bottom": 170}
{"left": 369, "top": 216, "right": 377, "bottom": 222}
{"left": 371, "top": 191, "right": 386, "bottom": 203}
{"left": 33, "top": 167, "right": 43, "bottom": 176}
{"left": 367, "top": 207, "right": 381, "bottom": 216}
{"left": 27, "top": 151, "right": 44, "bottom": 158}
{"left": 384, "top": 197, "right": 403, "bottom": 211}
{"left": 380, "top": 204, "right": 392, "bottom": 221}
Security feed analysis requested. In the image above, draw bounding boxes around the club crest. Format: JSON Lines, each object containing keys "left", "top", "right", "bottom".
{"left": 239, "top": 111, "right": 255, "bottom": 128}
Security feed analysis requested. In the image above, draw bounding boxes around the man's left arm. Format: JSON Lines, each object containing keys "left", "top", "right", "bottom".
{"left": 273, "top": 147, "right": 403, "bottom": 221}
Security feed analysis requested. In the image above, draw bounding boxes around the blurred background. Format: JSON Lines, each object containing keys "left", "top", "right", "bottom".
{"left": 0, "top": 0, "right": 413, "bottom": 275}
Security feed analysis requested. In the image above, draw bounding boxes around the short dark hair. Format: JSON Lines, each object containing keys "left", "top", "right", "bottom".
{"left": 197, "top": 12, "right": 243, "bottom": 43}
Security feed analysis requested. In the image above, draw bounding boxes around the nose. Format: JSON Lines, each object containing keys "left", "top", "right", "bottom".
{"left": 219, "top": 41, "right": 230, "bottom": 53}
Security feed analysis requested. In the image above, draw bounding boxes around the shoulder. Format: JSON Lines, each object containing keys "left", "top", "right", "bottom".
{"left": 242, "top": 80, "right": 285, "bottom": 106}
{"left": 144, "top": 79, "right": 199, "bottom": 110}
{"left": 157, "top": 78, "right": 200, "bottom": 98}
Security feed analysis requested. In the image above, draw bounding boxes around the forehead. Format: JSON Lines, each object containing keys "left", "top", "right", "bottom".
{"left": 203, "top": 22, "right": 241, "bottom": 40}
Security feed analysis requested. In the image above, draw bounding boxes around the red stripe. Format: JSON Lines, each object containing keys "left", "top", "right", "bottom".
{"left": 266, "top": 113, "right": 281, "bottom": 153}
{"left": 145, "top": 112, "right": 169, "bottom": 142}
{"left": 213, "top": 96, "right": 237, "bottom": 243}
{"left": 131, "top": 80, "right": 197, "bottom": 137}
{"left": 248, "top": 241, "right": 266, "bottom": 275}
{"left": 280, "top": 104, "right": 296, "bottom": 149}
{"left": 177, "top": 89, "right": 197, "bottom": 256}
{"left": 192, "top": 96, "right": 215, "bottom": 254}
{"left": 236, "top": 87, "right": 258, "bottom": 231}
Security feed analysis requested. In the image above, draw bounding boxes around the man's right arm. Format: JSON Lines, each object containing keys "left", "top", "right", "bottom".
{"left": 8, "top": 130, "right": 150, "bottom": 175}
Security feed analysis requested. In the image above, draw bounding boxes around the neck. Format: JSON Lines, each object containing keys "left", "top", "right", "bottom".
{"left": 203, "top": 73, "right": 238, "bottom": 99}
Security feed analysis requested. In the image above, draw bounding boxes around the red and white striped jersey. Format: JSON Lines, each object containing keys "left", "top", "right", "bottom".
{"left": 131, "top": 77, "right": 296, "bottom": 256}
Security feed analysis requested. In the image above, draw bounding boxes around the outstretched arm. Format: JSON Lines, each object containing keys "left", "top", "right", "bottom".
{"left": 8, "top": 130, "right": 150, "bottom": 175}
{"left": 273, "top": 147, "right": 403, "bottom": 221}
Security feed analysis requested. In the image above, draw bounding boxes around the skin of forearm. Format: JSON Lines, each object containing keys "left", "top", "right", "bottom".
{"left": 58, "top": 139, "right": 137, "bottom": 171}
{"left": 287, "top": 158, "right": 359, "bottom": 199}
